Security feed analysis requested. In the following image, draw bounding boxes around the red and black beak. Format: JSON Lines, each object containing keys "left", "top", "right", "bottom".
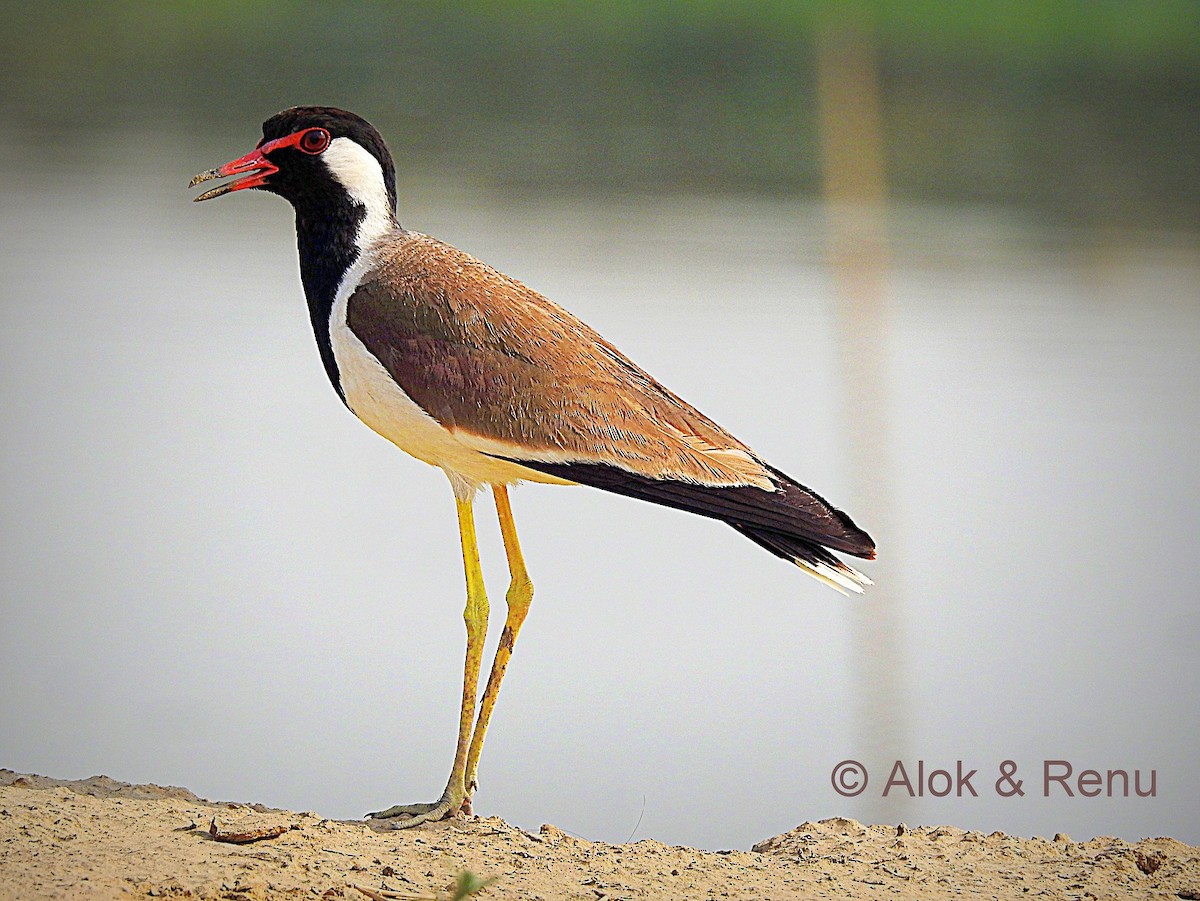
{"left": 191, "top": 128, "right": 333, "bottom": 201}
{"left": 189, "top": 144, "right": 279, "bottom": 202}
{"left": 190, "top": 130, "right": 319, "bottom": 201}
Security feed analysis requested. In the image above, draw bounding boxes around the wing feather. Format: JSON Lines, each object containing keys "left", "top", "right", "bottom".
{"left": 348, "top": 233, "right": 774, "bottom": 489}
{"left": 346, "top": 231, "right": 875, "bottom": 577}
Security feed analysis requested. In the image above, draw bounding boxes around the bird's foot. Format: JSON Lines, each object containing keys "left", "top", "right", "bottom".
{"left": 366, "top": 789, "right": 470, "bottom": 829}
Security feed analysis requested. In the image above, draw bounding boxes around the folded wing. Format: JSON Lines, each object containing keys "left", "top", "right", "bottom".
{"left": 347, "top": 232, "right": 874, "bottom": 590}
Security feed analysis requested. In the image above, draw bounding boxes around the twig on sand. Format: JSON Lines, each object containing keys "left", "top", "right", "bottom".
{"left": 351, "top": 885, "right": 432, "bottom": 900}
{"left": 208, "top": 816, "right": 296, "bottom": 844}
{"left": 351, "top": 869, "right": 495, "bottom": 900}
{"left": 351, "top": 887, "right": 393, "bottom": 901}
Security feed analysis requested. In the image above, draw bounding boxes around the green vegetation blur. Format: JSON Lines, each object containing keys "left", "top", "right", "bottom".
{"left": 4, "top": 1, "right": 1197, "bottom": 226}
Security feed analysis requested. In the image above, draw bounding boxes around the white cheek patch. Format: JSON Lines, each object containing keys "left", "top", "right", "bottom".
{"left": 321, "top": 137, "right": 394, "bottom": 248}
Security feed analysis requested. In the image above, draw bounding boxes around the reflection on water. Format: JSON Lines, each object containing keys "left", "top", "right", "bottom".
{"left": 0, "top": 162, "right": 1197, "bottom": 850}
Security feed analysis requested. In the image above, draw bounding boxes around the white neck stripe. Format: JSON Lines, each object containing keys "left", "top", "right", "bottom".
{"left": 322, "top": 137, "right": 394, "bottom": 250}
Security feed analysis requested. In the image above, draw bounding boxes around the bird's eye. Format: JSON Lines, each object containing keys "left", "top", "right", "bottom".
{"left": 298, "top": 128, "right": 330, "bottom": 154}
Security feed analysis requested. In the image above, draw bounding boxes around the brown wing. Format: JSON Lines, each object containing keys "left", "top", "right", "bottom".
{"left": 347, "top": 232, "right": 876, "bottom": 574}
{"left": 347, "top": 232, "right": 774, "bottom": 489}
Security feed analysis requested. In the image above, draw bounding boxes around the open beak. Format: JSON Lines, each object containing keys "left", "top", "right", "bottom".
{"left": 189, "top": 145, "right": 279, "bottom": 202}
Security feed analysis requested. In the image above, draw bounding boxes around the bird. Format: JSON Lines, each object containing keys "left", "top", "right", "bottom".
{"left": 189, "top": 106, "right": 875, "bottom": 828}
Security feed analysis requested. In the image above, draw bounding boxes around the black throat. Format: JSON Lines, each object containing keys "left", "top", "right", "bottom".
{"left": 293, "top": 196, "right": 368, "bottom": 405}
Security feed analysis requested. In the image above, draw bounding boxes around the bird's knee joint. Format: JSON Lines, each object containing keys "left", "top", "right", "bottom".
{"left": 463, "top": 600, "right": 489, "bottom": 637}
{"left": 506, "top": 576, "right": 534, "bottom": 608}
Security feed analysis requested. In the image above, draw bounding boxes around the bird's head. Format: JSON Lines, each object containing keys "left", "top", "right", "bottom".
{"left": 190, "top": 106, "right": 397, "bottom": 220}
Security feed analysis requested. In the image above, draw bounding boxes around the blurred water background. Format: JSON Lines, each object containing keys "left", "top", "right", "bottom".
{"left": 1, "top": 2, "right": 1197, "bottom": 851}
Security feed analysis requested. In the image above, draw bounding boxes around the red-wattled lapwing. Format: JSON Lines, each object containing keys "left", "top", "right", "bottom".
{"left": 190, "top": 106, "right": 875, "bottom": 828}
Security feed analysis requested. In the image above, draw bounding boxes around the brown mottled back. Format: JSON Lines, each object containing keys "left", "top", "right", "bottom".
{"left": 347, "top": 232, "right": 775, "bottom": 488}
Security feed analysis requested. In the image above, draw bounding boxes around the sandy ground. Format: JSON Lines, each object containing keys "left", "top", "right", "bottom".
{"left": 1, "top": 770, "right": 1197, "bottom": 900}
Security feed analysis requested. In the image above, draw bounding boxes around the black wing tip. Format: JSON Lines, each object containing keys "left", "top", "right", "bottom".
{"left": 732, "top": 523, "right": 874, "bottom": 592}
{"left": 834, "top": 513, "right": 876, "bottom": 559}
{"left": 764, "top": 464, "right": 875, "bottom": 558}
{"left": 846, "top": 536, "right": 877, "bottom": 560}
{"left": 503, "top": 456, "right": 876, "bottom": 561}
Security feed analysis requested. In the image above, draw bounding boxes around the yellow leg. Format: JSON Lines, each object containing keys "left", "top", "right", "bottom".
{"left": 368, "top": 493, "right": 489, "bottom": 827}
{"left": 463, "top": 484, "right": 535, "bottom": 803}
